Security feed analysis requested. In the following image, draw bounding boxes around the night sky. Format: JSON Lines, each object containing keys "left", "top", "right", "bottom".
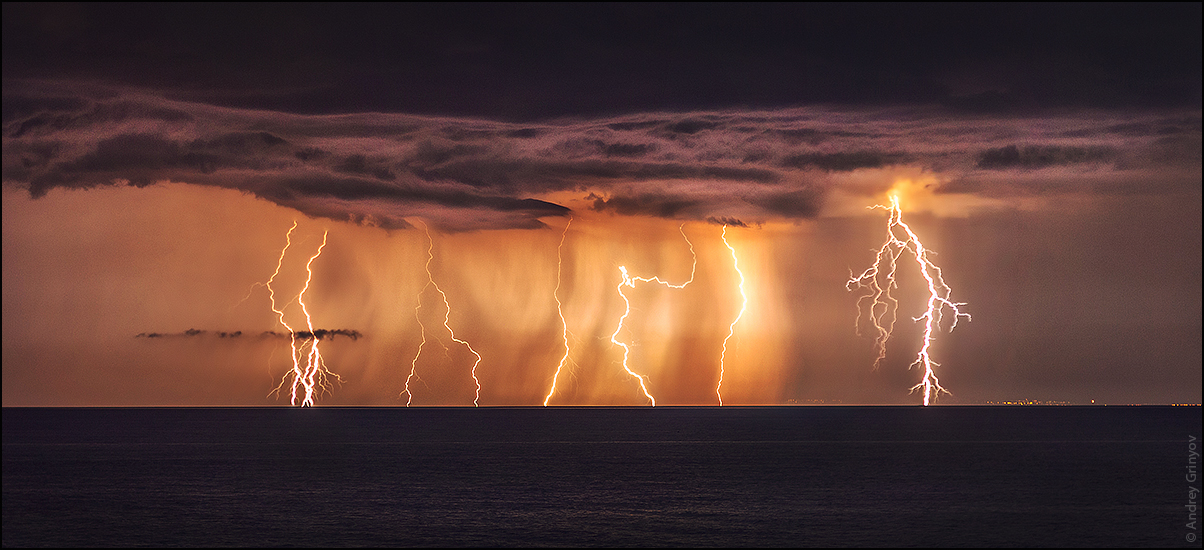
{"left": 3, "top": 3, "right": 1200, "bottom": 406}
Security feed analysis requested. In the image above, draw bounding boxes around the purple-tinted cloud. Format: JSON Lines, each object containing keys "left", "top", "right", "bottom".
{"left": 3, "top": 81, "right": 1199, "bottom": 230}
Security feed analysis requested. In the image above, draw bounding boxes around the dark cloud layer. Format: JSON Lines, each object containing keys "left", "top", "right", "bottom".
{"left": 3, "top": 83, "right": 1200, "bottom": 230}
{"left": 975, "top": 145, "right": 1117, "bottom": 170}
{"left": 781, "top": 151, "right": 910, "bottom": 172}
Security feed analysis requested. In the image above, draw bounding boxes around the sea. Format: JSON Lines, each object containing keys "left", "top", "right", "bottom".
{"left": 3, "top": 406, "right": 1200, "bottom": 547}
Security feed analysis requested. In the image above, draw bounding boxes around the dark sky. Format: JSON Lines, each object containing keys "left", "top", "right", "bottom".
{"left": 5, "top": 3, "right": 1200, "bottom": 119}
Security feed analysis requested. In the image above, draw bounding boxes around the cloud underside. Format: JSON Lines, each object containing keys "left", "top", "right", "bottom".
{"left": 3, "top": 83, "right": 1199, "bottom": 230}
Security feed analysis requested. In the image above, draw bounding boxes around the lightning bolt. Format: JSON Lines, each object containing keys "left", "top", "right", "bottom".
{"left": 402, "top": 221, "right": 483, "bottom": 407}
{"left": 716, "top": 225, "right": 747, "bottom": 406}
{"left": 264, "top": 222, "right": 341, "bottom": 407}
{"left": 543, "top": 217, "right": 573, "bottom": 407}
{"left": 847, "top": 217, "right": 905, "bottom": 370}
{"left": 848, "top": 195, "right": 970, "bottom": 406}
{"left": 402, "top": 278, "right": 427, "bottom": 407}
{"left": 609, "top": 224, "right": 697, "bottom": 406}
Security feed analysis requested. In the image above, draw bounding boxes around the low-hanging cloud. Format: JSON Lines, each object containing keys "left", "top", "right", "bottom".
{"left": 136, "top": 329, "right": 363, "bottom": 340}
{"left": 3, "top": 81, "right": 1199, "bottom": 230}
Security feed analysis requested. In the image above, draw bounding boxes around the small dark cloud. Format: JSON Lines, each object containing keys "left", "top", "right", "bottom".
{"left": 262, "top": 174, "right": 567, "bottom": 213}
{"left": 505, "top": 128, "right": 543, "bottom": 138}
{"left": 780, "top": 151, "right": 909, "bottom": 172}
{"left": 1145, "top": 134, "right": 1203, "bottom": 167}
{"left": 4, "top": 140, "right": 60, "bottom": 180}
{"left": 770, "top": 128, "right": 870, "bottom": 145}
{"left": 2, "top": 94, "right": 90, "bottom": 124}
{"left": 699, "top": 165, "right": 780, "bottom": 183}
{"left": 136, "top": 328, "right": 362, "bottom": 340}
{"left": 587, "top": 192, "right": 700, "bottom": 218}
{"left": 665, "top": 119, "right": 722, "bottom": 135}
{"left": 405, "top": 141, "right": 489, "bottom": 169}
{"left": 747, "top": 188, "right": 825, "bottom": 218}
{"left": 706, "top": 216, "right": 749, "bottom": 227}
{"left": 7, "top": 100, "right": 193, "bottom": 138}
{"left": 441, "top": 127, "right": 501, "bottom": 142}
{"left": 297, "top": 329, "right": 363, "bottom": 341}
{"left": 192, "top": 131, "right": 288, "bottom": 153}
{"left": 607, "top": 120, "right": 662, "bottom": 131}
{"left": 38, "top": 132, "right": 293, "bottom": 192}
{"left": 72, "top": 134, "right": 218, "bottom": 178}
{"left": 294, "top": 147, "right": 329, "bottom": 162}
{"left": 603, "top": 142, "right": 655, "bottom": 158}
{"left": 773, "top": 128, "right": 826, "bottom": 145}
{"left": 334, "top": 154, "right": 395, "bottom": 181}
{"left": 976, "top": 145, "right": 1116, "bottom": 169}
{"left": 409, "top": 157, "right": 779, "bottom": 192}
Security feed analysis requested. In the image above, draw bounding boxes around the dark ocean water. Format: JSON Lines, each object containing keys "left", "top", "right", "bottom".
{"left": 3, "top": 406, "right": 1200, "bottom": 547}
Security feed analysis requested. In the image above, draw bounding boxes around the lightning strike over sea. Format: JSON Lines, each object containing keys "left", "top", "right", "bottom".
{"left": 848, "top": 193, "right": 971, "bottom": 406}
{"left": 716, "top": 225, "right": 747, "bottom": 406}
{"left": 262, "top": 222, "right": 342, "bottom": 407}
{"left": 402, "top": 222, "right": 484, "bottom": 407}
{"left": 609, "top": 224, "right": 697, "bottom": 406}
{"left": 543, "top": 217, "right": 574, "bottom": 406}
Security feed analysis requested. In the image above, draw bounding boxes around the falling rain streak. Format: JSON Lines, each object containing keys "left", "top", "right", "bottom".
{"left": 150, "top": 195, "right": 973, "bottom": 407}
{"left": 403, "top": 221, "right": 483, "bottom": 407}
{"left": 608, "top": 224, "right": 698, "bottom": 407}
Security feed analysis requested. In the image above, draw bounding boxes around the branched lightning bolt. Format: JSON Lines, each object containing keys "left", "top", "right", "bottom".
{"left": 610, "top": 224, "right": 696, "bottom": 406}
{"left": 402, "top": 222, "right": 483, "bottom": 407}
{"left": 716, "top": 225, "right": 747, "bottom": 406}
{"left": 291, "top": 230, "right": 340, "bottom": 407}
{"left": 543, "top": 217, "right": 574, "bottom": 407}
{"left": 848, "top": 195, "right": 970, "bottom": 405}
{"left": 264, "top": 222, "right": 341, "bottom": 407}
{"left": 847, "top": 215, "right": 905, "bottom": 370}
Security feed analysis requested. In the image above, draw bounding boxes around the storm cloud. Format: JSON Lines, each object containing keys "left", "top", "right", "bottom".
{"left": 3, "top": 82, "right": 1199, "bottom": 230}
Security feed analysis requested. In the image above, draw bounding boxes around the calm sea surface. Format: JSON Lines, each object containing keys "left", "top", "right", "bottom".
{"left": 3, "top": 406, "right": 1200, "bottom": 547}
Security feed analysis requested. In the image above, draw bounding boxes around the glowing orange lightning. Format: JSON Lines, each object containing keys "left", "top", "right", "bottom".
{"left": 848, "top": 195, "right": 970, "bottom": 405}
{"left": 543, "top": 217, "right": 574, "bottom": 406}
{"left": 402, "top": 222, "right": 483, "bottom": 407}
{"left": 264, "top": 222, "right": 341, "bottom": 407}
{"left": 715, "top": 225, "right": 747, "bottom": 406}
{"left": 609, "top": 224, "right": 696, "bottom": 406}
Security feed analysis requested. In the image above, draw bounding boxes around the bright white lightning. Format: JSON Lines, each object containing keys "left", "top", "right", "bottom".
{"left": 292, "top": 230, "right": 337, "bottom": 406}
{"left": 716, "top": 225, "right": 747, "bottom": 406}
{"left": 402, "top": 222, "right": 483, "bottom": 407}
{"left": 848, "top": 195, "right": 970, "bottom": 406}
{"left": 543, "top": 217, "right": 574, "bottom": 407}
{"left": 609, "top": 224, "right": 696, "bottom": 406}
{"left": 264, "top": 222, "right": 341, "bottom": 407}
